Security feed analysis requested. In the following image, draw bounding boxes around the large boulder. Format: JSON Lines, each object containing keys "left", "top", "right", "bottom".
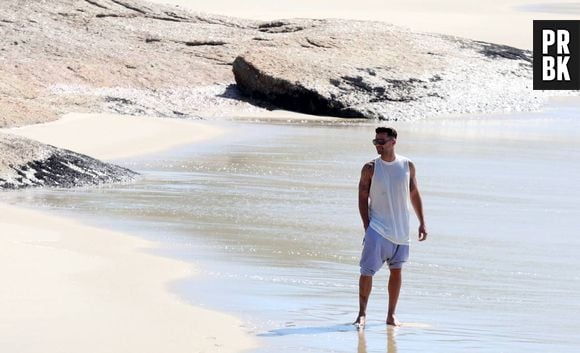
{"left": 0, "top": 133, "right": 137, "bottom": 190}
{"left": 233, "top": 20, "right": 539, "bottom": 120}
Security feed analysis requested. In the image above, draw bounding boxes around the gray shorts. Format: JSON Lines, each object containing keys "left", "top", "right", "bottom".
{"left": 359, "top": 227, "right": 409, "bottom": 275}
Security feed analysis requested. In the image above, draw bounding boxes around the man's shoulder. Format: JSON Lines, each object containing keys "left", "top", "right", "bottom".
{"left": 363, "top": 159, "right": 376, "bottom": 169}
{"left": 361, "top": 160, "right": 375, "bottom": 175}
{"left": 397, "top": 156, "right": 417, "bottom": 175}
{"left": 396, "top": 155, "right": 414, "bottom": 166}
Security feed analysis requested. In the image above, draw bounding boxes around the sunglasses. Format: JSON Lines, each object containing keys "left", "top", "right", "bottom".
{"left": 372, "top": 138, "right": 394, "bottom": 145}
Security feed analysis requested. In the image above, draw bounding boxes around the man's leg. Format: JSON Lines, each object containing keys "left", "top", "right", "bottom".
{"left": 356, "top": 275, "right": 373, "bottom": 325}
{"left": 356, "top": 227, "right": 382, "bottom": 327}
{"left": 387, "top": 268, "right": 402, "bottom": 326}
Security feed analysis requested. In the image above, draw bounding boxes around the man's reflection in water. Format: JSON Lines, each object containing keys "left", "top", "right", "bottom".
{"left": 387, "top": 327, "right": 398, "bottom": 353}
{"left": 356, "top": 327, "right": 398, "bottom": 353}
{"left": 357, "top": 330, "right": 367, "bottom": 353}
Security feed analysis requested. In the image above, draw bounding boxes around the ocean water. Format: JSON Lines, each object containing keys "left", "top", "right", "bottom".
{"left": 3, "top": 100, "right": 580, "bottom": 352}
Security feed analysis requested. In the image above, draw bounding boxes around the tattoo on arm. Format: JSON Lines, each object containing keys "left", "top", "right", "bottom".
{"left": 359, "top": 163, "right": 373, "bottom": 194}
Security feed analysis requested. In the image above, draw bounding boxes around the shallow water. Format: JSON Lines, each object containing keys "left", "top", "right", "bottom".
{"left": 3, "top": 102, "right": 580, "bottom": 352}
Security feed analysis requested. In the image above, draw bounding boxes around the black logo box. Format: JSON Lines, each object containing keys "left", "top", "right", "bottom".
{"left": 533, "top": 20, "right": 580, "bottom": 90}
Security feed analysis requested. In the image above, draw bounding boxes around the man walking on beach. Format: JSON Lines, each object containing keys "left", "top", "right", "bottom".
{"left": 354, "top": 127, "right": 427, "bottom": 328}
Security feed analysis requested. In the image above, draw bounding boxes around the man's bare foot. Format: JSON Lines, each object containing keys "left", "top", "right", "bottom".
{"left": 386, "top": 315, "right": 400, "bottom": 326}
{"left": 354, "top": 316, "right": 366, "bottom": 329}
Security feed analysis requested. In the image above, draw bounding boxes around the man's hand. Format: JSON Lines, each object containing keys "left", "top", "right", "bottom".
{"left": 418, "top": 223, "right": 428, "bottom": 241}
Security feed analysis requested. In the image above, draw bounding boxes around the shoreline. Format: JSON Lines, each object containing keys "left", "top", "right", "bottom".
{"left": 3, "top": 112, "right": 226, "bottom": 161}
{"left": 0, "top": 112, "right": 258, "bottom": 353}
{"left": 2, "top": 98, "right": 578, "bottom": 352}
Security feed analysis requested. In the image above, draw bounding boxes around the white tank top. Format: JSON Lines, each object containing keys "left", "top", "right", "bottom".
{"left": 368, "top": 155, "right": 411, "bottom": 245}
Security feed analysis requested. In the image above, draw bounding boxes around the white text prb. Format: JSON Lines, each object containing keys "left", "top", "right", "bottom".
{"left": 542, "top": 29, "right": 571, "bottom": 81}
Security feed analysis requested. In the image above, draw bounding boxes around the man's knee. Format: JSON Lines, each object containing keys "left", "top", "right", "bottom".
{"left": 360, "top": 267, "right": 377, "bottom": 276}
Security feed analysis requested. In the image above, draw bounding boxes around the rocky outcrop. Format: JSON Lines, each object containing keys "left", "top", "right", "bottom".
{"left": 232, "top": 22, "right": 540, "bottom": 120}
{"left": 0, "top": 133, "right": 137, "bottom": 190}
{"left": 0, "top": 0, "right": 265, "bottom": 127}
{"left": 0, "top": 0, "right": 566, "bottom": 127}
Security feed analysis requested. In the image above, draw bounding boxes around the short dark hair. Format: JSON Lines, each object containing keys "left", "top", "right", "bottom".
{"left": 375, "top": 127, "right": 397, "bottom": 139}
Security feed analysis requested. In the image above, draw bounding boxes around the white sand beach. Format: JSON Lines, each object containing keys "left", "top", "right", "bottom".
{"left": 0, "top": 113, "right": 257, "bottom": 353}
{"left": 148, "top": 0, "right": 579, "bottom": 49}
{"left": 0, "top": 203, "right": 257, "bottom": 353}
{"left": 3, "top": 113, "right": 225, "bottom": 160}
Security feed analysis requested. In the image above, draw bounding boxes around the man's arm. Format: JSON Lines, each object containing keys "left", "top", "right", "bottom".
{"left": 409, "top": 161, "right": 428, "bottom": 241}
{"left": 358, "top": 162, "right": 373, "bottom": 231}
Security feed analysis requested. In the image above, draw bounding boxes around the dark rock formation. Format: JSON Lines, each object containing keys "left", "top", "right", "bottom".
{"left": 0, "top": 133, "right": 137, "bottom": 190}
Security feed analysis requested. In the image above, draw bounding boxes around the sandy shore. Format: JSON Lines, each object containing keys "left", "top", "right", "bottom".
{"left": 0, "top": 113, "right": 257, "bottom": 352}
{"left": 3, "top": 112, "right": 225, "bottom": 160}
{"left": 0, "top": 203, "right": 257, "bottom": 353}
